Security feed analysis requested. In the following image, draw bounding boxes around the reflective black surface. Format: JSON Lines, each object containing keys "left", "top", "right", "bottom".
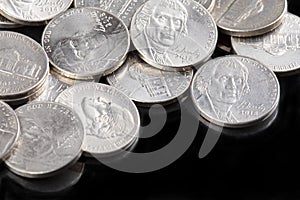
{"left": 1, "top": 0, "right": 300, "bottom": 199}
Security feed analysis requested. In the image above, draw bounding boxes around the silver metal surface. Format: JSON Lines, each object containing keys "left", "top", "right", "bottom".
{"left": 231, "top": 12, "right": 300, "bottom": 73}
{"left": 0, "top": 0, "right": 73, "bottom": 24}
{"left": 211, "top": 0, "right": 287, "bottom": 37}
{"left": 55, "top": 82, "right": 140, "bottom": 156}
{"left": 42, "top": 7, "right": 130, "bottom": 80}
{"left": 130, "top": 0, "right": 218, "bottom": 70}
{"left": 74, "top": 0, "right": 147, "bottom": 27}
{"left": 196, "top": 0, "right": 215, "bottom": 12}
{"left": 107, "top": 53, "right": 193, "bottom": 104}
{"left": 0, "top": 14, "right": 21, "bottom": 28}
{"left": 191, "top": 55, "right": 280, "bottom": 128}
{"left": 0, "top": 101, "right": 20, "bottom": 161}
{"left": 5, "top": 102, "right": 84, "bottom": 178}
{"left": 0, "top": 31, "right": 49, "bottom": 100}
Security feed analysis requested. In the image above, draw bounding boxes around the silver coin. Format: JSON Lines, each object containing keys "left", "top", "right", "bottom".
{"left": 0, "top": 101, "right": 20, "bottom": 161}
{"left": 211, "top": 0, "right": 287, "bottom": 37}
{"left": 55, "top": 82, "right": 140, "bottom": 156}
{"left": 191, "top": 55, "right": 280, "bottom": 128}
{"left": 130, "top": 0, "right": 218, "bottom": 70}
{"left": 106, "top": 52, "right": 193, "bottom": 104}
{"left": 0, "top": 14, "right": 21, "bottom": 28}
{"left": 196, "top": 0, "right": 215, "bottom": 12}
{"left": 42, "top": 7, "right": 130, "bottom": 80}
{"left": 231, "top": 13, "right": 300, "bottom": 73}
{"left": 74, "top": 0, "right": 147, "bottom": 27}
{"left": 0, "top": 31, "right": 49, "bottom": 99}
{"left": 5, "top": 102, "right": 84, "bottom": 178}
{"left": 6, "top": 162, "right": 84, "bottom": 193}
{"left": 0, "top": 0, "right": 73, "bottom": 25}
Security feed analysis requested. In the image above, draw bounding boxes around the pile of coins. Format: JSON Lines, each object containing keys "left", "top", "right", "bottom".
{"left": 0, "top": 0, "right": 293, "bottom": 179}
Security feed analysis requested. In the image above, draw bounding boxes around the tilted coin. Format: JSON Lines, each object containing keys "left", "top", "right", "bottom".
{"left": 211, "top": 0, "right": 287, "bottom": 37}
{"left": 74, "top": 0, "right": 147, "bottom": 27}
{"left": 0, "top": 14, "right": 21, "bottom": 28}
{"left": 0, "top": 0, "right": 73, "bottom": 25}
{"left": 55, "top": 82, "right": 140, "bottom": 156}
{"left": 42, "top": 7, "right": 130, "bottom": 80}
{"left": 231, "top": 13, "right": 300, "bottom": 73}
{"left": 0, "top": 31, "right": 49, "bottom": 100}
{"left": 0, "top": 101, "right": 20, "bottom": 161}
{"left": 130, "top": 0, "right": 218, "bottom": 71}
{"left": 196, "top": 0, "right": 215, "bottom": 12}
{"left": 106, "top": 52, "right": 193, "bottom": 104}
{"left": 191, "top": 55, "right": 280, "bottom": 128}
{"left": 5, "top": 102, "right": 84, "bottom": 178}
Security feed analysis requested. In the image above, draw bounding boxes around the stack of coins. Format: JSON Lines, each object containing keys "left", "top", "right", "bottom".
{"left": 0, "top": 31, "right": 49, "bottom": 105}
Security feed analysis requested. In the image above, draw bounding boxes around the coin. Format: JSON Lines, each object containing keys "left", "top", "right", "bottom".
{"left": 55, "top": 82, "right": 140, "bottom": 156}
{"left": 0, "top": 101, "right": 20, "bottom": 161}
{"left": 106, "top": 52, "right": 193, "bottom": 104}
{"left": 190, "top": 55, "right": 280, "bottom": 128}
{"left": 0, "top": 14, "right": 21, "bottom": 28}
{"left": 0, "top": 0, "right": 73, "bottom": 25}
{"left": 5, "top": 102, "right": 84, "bottom": 178}
{"left": 130, "top": 0, "right": 218, "bottom": 71}
{"left": 211, "top": 0, "right": 287, "bottom": 37}
{"left": 74, "top": 0, "right": 147, "bottom": 27}
{"left": 42, "top": 7, "right": 130, "bottom": 80}
{"left": 231, "top": 13, "right": 300, "bottom": 73}
{"left": 0, "top": 31, "right": 49, "bottom": 100}
{"left": 196, "top": 0, "right": 215, "bottom": 12}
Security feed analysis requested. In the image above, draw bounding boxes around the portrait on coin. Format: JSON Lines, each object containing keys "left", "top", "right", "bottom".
{"left": 2, "top": 0, "right": 36, "bottom": 19}
{"left": 195, "top": 59, "right": 250, "bottom": 123}
{"left": 133, "top": 0, "right": 190, "bottom": 65}
{"left": 81, "top": 96, "right": 134, "bottom": 139}
{"left": 51, "top": 27, "right": 128, "bottom": 74}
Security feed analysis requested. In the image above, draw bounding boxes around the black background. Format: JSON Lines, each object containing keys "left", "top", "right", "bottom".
{"left": 1, "top": 0, "right": 300, "bottom": 199}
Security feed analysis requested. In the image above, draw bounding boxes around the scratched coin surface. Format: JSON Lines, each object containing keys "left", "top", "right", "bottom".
{"left": 130, "top": 0, "right": 218, "bottom": 70}
{"left": 74, "top": 0, "right": 147, "bottom": 27}
{"left": 107, "top": 53, "right": 193, "bottom": 104}
{"left": 191, "top": 55, "right": 280, "bottom": 128}
{"left": 0, "top": 31, "right": 49, "bottom": 100}
{"left": 0, "top": 0, "right": 73, "bottom": 24}
{"left": 0, "top": 101, "right": 20, "bottom": 161}
{"left": 232, "top": 13, "right": 300, "bottom": 73}
{"left": 42, "top": 7, "right": 130, "bottom": 80}
{"left": 55, "top": 82, "right": 140, "bottom": 156}
{"left": 211, "top": 0, "right": 287, "bottom": 37}
{"left": 5, "top": 102, "right": 84, "bottom": 178}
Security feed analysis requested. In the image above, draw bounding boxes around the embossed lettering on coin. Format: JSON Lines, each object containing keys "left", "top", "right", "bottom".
{"left": 191, "top": 55, "right": 280, "bottom": 127}
{"left": 107, "top": 53, "right": 193, "bottom": 104}
{"left": 5, "top": 102, "right": 84, "bottom": 178}
{"left": 42, "top": 7, "right": 130, "bottom": 79}
{"left": 0, "top": 0, "right": 73, "bottom": 24}
{"left": 211, "top": 0, "right": 286, "bottom": 37}
{"left": 232, "top": 13, "right": 300, "bottom": 72}
{"left": 0, "top": 101, "right": 20, "bottom": 161}
{"left": 55, "top": 82, "right": 140, "bottom": 155}
{"left": 130, "top": 0, "right": 217, "bottom": 70}
{"left": 74, "top": 0, "right": 147, "bottom": 27}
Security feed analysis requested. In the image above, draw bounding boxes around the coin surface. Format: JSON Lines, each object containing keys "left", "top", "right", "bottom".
{"left": 211, "top": 0, "right": 287, "bottom": 37}
{"left": 42, "top": 7, "right": 130, "bottom": 80}
{"left": 0, "top": 101, "right": 20, "bottom": 161}
{"left": 55, "top": 82, "right": 140, "bottom": 156}
{"left": 107, "top": 53, "right": 193, "bottom": 104}
{"left": 231, "top": 13, "right": 300, "bottom": 73}
{"left": 0, "top": 0, "right": 73, "bottom": 24}
{"left": 130, "top": 0, "right": 218, "bottom": 70}
{"left": 74, "top": 0, "right": 147, "bottom": 27}
{"left": 0, "top": 31, "right": 49, "bottom": 100}
{"left": 191, "top": 55, "right": 280, "bottom": 128}
{"left": 196, "top": 0, "right": 215, "bottom": 12}
{"left": 5, "top": 102, "right": 84, "bottom": 178}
